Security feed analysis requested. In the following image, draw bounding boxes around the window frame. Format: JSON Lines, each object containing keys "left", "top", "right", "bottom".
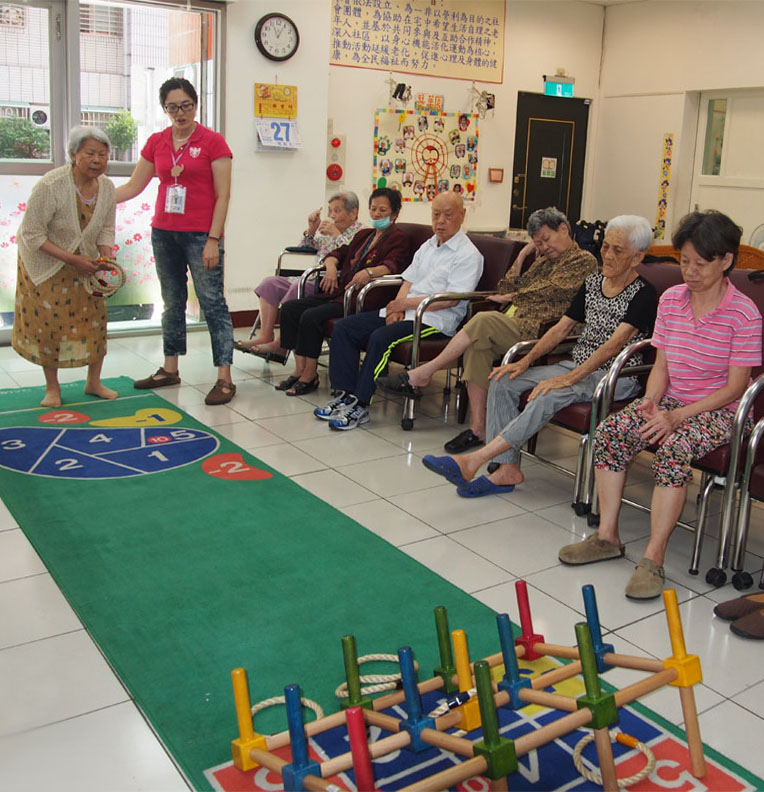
{"left": 0, "top": 0, "right": 226, "bottom": 178}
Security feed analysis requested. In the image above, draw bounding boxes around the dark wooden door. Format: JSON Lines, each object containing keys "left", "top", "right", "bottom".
{"left": 510, "top": 92, "right": 590, "bottom": 229}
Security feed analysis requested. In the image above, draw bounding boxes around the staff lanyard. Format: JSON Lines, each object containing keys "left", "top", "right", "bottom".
{"left": 170, "top": 143, "right": 189, "bottom": 185}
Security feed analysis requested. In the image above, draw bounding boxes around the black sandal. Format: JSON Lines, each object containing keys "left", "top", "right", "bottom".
{"left": 285, "top": 377, "right": 320, "bottom": 396}
{"left": 275, "top": 375, "right": 300, "bottom": 391}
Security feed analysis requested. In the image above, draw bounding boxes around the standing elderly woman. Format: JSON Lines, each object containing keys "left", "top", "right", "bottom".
{"left": 115, "top": 77, "right": 235, "bottom": 405}
{"left": 14, "top": 126, "right": 117, "bottom": 408}
{"left": 559, "top": 210, "right": 762, "bottom": 600}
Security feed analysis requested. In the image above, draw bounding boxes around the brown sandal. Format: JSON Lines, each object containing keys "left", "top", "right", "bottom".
{"left": 133, "top": 367, "right": 181, "bottom": 390}
{"left": 205, "top": 379, "right": 236, "bottom": 405}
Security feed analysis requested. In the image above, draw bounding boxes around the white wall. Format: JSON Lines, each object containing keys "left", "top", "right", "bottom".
{"left": 590, "top": 0, "right": 764, "bottom": 233}
{"left": 222, "top": 1, "right": 605, "bottom": 308}
{"left": 325, "top": 1, "right": 604, "bottom": 230}
{"left": 224, "top": 0, "right": 330, "bottom": 312}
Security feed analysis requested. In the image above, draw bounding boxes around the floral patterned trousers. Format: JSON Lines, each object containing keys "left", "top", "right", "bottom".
{"left": 593, "top": 396, "right": 744, "bottom": 487}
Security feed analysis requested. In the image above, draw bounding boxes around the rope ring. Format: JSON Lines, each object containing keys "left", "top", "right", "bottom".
{"left": 84, "top": 258, "right": 126, "bottom": 298}
{"left": 572, "top": 729, "right": 656, "bottom": 788}
{"left": 251, "top": 695, "right": 325, "bottom": 727}
{"left": 334, "top": 653, "right": 418, "bottom": 699}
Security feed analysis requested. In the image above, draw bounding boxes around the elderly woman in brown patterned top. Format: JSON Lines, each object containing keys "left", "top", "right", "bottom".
{"left": 13, "top": 126, "right": 117, "bottom": 408}
{"left": 379, "top": 206, "right": 597, "bottom": 452}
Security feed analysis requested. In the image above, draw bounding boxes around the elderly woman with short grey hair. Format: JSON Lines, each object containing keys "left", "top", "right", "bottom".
{"left": 235, "top": 190, "right": 363, "bottom": 363}
{"left": 13, "top": 125, "right": 117, "bottom": 408}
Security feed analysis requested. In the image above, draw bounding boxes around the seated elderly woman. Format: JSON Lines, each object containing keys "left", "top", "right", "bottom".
{"left": 13, "top": 126, "right": 117, "bottom": 408}
{"left": 275, "top": 187, "right": 410, "bottom": 396}
{"left": 235, "top": 191, "right": 363, "bottom": 363}
{"left": 421, "top": 215, "right": 657, "bottom": 495}
{"left": 559, "top": 210, "right": 763, "bottom": 600}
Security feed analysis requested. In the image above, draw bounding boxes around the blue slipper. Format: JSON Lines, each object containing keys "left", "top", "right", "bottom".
{"left": 421, "top": 454, "right": 469, "bottom": 487}
{"left": 456, "top": 475, "right": 515, "bottom": 498}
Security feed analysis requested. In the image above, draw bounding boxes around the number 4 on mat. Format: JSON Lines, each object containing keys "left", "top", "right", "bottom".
{"left": 201, "top": 453, "right": 273, "bottom": 481}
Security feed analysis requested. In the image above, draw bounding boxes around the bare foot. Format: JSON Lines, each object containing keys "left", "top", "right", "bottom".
{"left": 85, "top": 383, "right": 118, "bottom": 400}
{"left": 487, "top": 463, "right": 525, "bottom": 486}
{"left": 247, "top": 334, "right": 276, "bottom": 348}
{"left": 253, "top": 341, "right": 288, "bottom": 356}
{"left": 41, "top": 389, "right": 61, "bottom": 408}
{"left": 406, "top": 366, "right": 433, "bottom": 388}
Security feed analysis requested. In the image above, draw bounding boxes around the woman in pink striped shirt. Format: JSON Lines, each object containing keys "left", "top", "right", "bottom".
{"left": 559, "top": 211, "right": 762, "bottom": 600}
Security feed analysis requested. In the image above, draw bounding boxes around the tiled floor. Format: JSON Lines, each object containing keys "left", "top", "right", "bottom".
{"left": 2, "top": 330, "right": 764, "bottom": 789}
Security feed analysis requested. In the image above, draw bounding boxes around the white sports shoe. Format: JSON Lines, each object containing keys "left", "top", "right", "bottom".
{"left": 314, "top": 391, "right": 354, "bottom": 420}
{"left": 329, "top": 403, "right": 369, "bottom": 431}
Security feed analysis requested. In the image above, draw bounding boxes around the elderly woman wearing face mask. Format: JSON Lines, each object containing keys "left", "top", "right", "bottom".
{"left": 13, "top": 125, "right": 117, "bottom": 408}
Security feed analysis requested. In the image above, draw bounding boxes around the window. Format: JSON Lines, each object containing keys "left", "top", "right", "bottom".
{"left": 0, "top": 0, "right": 225, "bottom": 338}
{"left": 80, "top": 4, "right": 123, "bottom": 37}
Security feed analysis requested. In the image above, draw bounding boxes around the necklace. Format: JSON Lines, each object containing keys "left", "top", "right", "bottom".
{"left": 172, "top": 123, "right": 197, "bottom": 147}
{"left": 74, "top": 183, "right": 98, "bottom": 206}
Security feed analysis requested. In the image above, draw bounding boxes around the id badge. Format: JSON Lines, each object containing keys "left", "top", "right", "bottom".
{"left": 165, "top": 185, "right": 187, "bottom": 214}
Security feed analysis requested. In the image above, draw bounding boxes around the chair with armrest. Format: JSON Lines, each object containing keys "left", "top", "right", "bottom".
{"left": 357, "top": 230, "right": 523, "bottom": 429}
{"left": 492, "top": 259, "right": 684, "bottom": 525}
{"left": 245, "top": 245, "right": 319, "bottom": 347}
{"left": 584, "top": 268, "right": 764, "bottom": 584}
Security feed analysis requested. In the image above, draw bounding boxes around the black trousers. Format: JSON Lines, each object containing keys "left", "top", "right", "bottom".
{"left": 278, "top": 296, "right": 344, "bottom": 359}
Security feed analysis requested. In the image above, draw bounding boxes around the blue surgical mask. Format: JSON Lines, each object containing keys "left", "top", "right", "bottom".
{"left": 370, "top": 215, "right": 392, "bottom": 230}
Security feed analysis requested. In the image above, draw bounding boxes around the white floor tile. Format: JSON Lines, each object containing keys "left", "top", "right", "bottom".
{"left": 0, "top": 701, "right": 189, "bottom": 791}
{"left": 213, "top": 420, "right": 283, "bottom": 450}
{"left": 697, "top": 700, "right": 764, "bottom": 779}
{"left": 399, "top": 535, "right": 514, "bottom": 593}
{"left": 450, "top": 513, "right": 581, "bottom": 577}
{"left": 290, "top": 468, "right": 377, "bottom": 508}
{"left": 253, "top": 442, "right": 327, "bottom": 476}
{"left": 389, "top": 482, "right": 526, "bottom": 533}
{"left": 0, "top": 631, "right": 129, "bottom": 736}
{"left": 525, "top": 561, "right": 697, "bottom": 633}
{"left": 0, "top": 574, "right": 83, "bottom": 649}
{"left": 340, "top": 499, "right": 439, "bottom": 546}
{"left": 0, "top": 498, "right": 19, "bottom": 531}
{"left": 0, "top": 529, "right": 46, "bottom": 582}
{"left": 337, "top": 452, "right": 445, "bottom": 497}
{"left": 297, "top": 430, "right": 405, "bottom": 468}
{"left": 614, "top": 596, "right": 764, "bottom": 697}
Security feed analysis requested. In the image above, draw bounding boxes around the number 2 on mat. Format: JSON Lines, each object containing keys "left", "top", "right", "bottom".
{"left": 209, "top": 461, "right": 248, "bottom": 475}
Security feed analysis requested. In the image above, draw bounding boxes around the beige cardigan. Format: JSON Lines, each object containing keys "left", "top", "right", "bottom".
{"left": 17, "top": 164, "right": 116, "bottom": 286}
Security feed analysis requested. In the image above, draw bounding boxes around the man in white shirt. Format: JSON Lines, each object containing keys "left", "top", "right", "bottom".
{"left": 314, "top": 191, "right": 484, "bottom": 430}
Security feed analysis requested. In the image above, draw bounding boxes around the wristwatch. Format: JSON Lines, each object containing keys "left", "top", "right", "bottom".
{"left": 367, "top": 268, "right": 374, "bottom": 278}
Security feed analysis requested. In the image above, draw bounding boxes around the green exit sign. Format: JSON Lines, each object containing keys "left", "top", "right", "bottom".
{"left": 544, "top": 80, "right": 574, "bottom": 98}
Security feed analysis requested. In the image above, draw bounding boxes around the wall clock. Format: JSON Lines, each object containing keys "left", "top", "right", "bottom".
{"left": 254, "top": 13, "right": 299, "bottom": 62}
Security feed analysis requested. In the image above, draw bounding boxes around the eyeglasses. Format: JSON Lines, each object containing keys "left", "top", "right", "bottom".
{"left": 164, "top": 101, "right": 195, "bottom": 114}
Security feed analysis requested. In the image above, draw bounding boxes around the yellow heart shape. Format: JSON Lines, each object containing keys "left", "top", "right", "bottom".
{"left": 90, "top": 407, "right": 183, "bottom": 427}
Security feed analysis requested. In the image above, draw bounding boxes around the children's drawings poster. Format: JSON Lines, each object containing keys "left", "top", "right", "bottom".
{"left": 373, "top": 109, "right": 478, "bottom": 202}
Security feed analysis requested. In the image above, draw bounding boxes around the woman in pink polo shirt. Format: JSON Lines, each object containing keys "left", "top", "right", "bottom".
{"left": 559, "top": 210, "right": 762, "bottom": 600}
{"left": 115, "top": 78, "right": 235, "bottom": 405}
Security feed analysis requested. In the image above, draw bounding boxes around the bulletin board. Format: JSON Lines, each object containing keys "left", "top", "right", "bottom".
{"left": 330, "top": 0, "right": 505, "bottom": 84}
{"left": 373, "top": 109, "right": 478, "bottom": 202}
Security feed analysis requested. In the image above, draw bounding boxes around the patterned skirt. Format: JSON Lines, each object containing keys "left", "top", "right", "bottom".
{"left": 12, "top": 254, "right": 107, "bottom": 368}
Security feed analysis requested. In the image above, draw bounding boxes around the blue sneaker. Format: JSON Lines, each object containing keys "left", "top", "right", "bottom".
{"left": 329, "top": 403, "right": 369, "bottom": 431}
{"left": 314, "top": 391, "right": 353, "bottom": 420}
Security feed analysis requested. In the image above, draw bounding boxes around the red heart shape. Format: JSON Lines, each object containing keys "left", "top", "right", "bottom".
{"left": 38, "top": 410, "right": 91, "bottom": 424}
{"left": 466, "top": 182, "right": 475, "bottom": 193}
{"left": 202, "top": 452, "right": 273, "bottom": 481}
